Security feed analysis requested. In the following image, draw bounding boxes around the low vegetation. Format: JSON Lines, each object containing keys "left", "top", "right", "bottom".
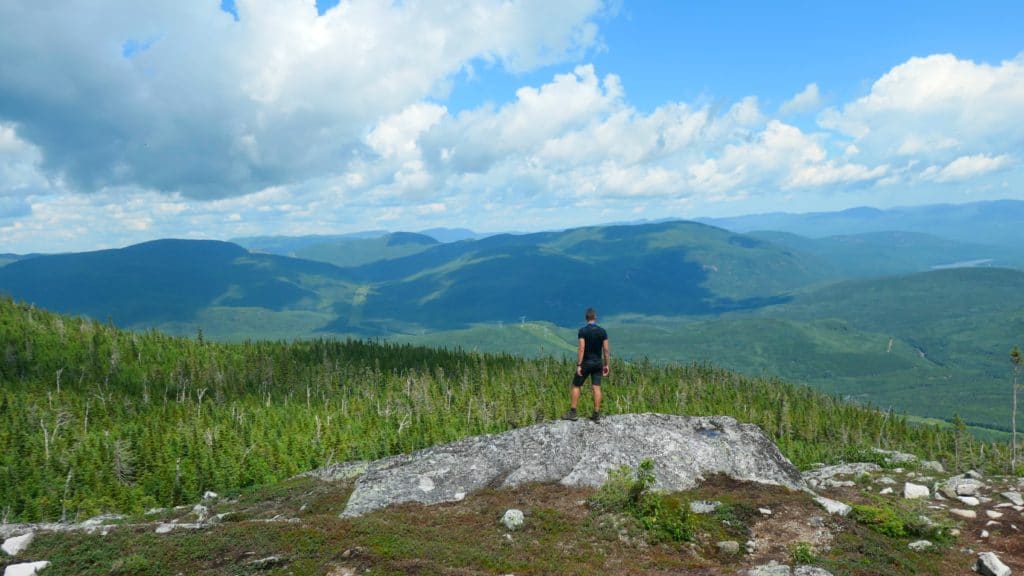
{"left": 0, "top": 297, "right": 1014, "bottom": 524}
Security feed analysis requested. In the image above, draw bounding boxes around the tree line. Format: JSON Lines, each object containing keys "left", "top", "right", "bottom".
{"left": 0, "top": 296, "right": 1011, "bottom": 522}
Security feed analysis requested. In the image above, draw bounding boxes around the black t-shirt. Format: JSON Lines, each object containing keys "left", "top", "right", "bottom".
{"left": 578, "top": 323, "right": 608, "bottom": 364}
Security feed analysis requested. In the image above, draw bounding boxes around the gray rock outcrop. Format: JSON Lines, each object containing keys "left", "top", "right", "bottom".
{"left": 339, "top": 414, "right": 805, "bottom": 517}
{"left": 976, "top": 551, "right": 1012, "bottom": 576}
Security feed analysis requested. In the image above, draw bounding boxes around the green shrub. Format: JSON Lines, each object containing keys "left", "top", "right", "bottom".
{"left": 851, "top": 504, "right": 908, "bottom": 537}
{"left": 588, "top": 459, "right": 692, "bottom": 543}
{"left": 790, "top": 541, "right": 816, "bottom": 564}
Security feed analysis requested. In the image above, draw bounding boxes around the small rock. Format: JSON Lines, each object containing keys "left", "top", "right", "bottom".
{"left": 950, "top": 509, "right": 977, "bottom": 520}
{"left": 877, "top": 476, "right": 897, "bottom": 485}
{"left": 501, "top": 509, "right": 524, "bottom": 531}
{"left": 2, "top": 533, "right": 34, "bottom": 557}
{"left": 880, "top": 487, "right": 894, "bottom": 495}
{"left": 985, "top": 521, "right": 1001, "bottom": 527}
{"left": 144, "top": 507, "right": 166, "bottom": 516}
{"left": 920, "top": 460, "right": 944, "bottom": 473}
{"left": 690, "top": 500, "right": 721, "bottom": 514}
{"left": 986, "top": 510, "right": 1004, "bottom": 520}
{"left": 202, "top": 491, "right": 218, "bottom": 500}
{"left": 949, "top": 528, "right": 961, "bottom": 537}
{"left": 904, "top": 482, "right": 930, "bottom": 499}
{"left": 980, "top": 530, "right": 990, "bottom": 538}
{"left": 748, "top": 560, "right": 791, "bottom": 576}
{"left": 814, "top": 496, "right": 851, "bottom": 517}
{"left": 192, "top": 504, "right": 209, "bottom": 522}
{"left": 155, "top": 523, "right": 176, "bottom": 534}
{"left": 3, "top": 561, "right": 50, "bottom": 576}
{"left": 794, "top": 568, "right": 833, "bottom": 576}
{"left": 248, "top": 556, "right": 286, "bottom": 569}
{"left": 1001, "top": 491, "right": 1024, "bottom": 506}
{"left": 746, "top": 539, "right": 757, "bottom": 553}
{"left": 717, "top": 540, "right": 740, "bottom": 554}
{"left": 80, "top": 513, "right": 123, "bottom": 528}
{"left": 758, "top": 508, "right": 772, "bottom": 516}
{"left": 908, "top": 540, "right": 932, "bottom": 551}
{"left": 965, "top": 469, "right": 983, "bottom": 480}
{"left": 958, "top": 496, "right": 981, "bottom": 507}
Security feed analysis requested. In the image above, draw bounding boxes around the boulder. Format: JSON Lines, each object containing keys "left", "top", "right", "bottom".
{"left": 1, "top": 532, "right": 33, "bottom": 557}
{"left": 976, "top": 551, "right": 1011, "bottom": 576}
{"left": 500, "top": 509, "right": 524, "bottom": 531}
{"left": 951, "top": 509, "right": 978, "bottom": 520}
{"left": 1001, "top": 491, "right": 1024, "bottom": 506}
{"left": 3, "top": 561, "right": 50, "bottom": 576}
{"left": 903, "top": 482, "right": 929, "bottom": 499}
{"left": 803, "top": 463, "right": 880, "bottom": 488}
{"left": 339, "top": 414, "right": 806, "bottom": 517}
{"left": 908, "top": 540, "right": 933, "bottom": 551}
{"left": 814, "top": 496, "right": 851, "bottom": 517}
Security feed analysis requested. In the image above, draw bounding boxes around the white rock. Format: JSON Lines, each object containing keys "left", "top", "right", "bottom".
{"left": 965, "top": 469, "right": 983, "bottom": 480}
{"left": 877, "top": 476, "right": 897, "bottom": 485}
{"left": 920, "top": 460, "right": 944, "bottom": 473}
{"left": 985, "top": 510, "right": 1004, "bottom": 520}
{"left": 908, "top": 540, "right": 932, "bottom": 551}
{"left": 758, "top": 508, "right": 773, "bottom": 516}
{"left": 904, "top": 482, "right": 929, "bottom": 499}
{"left": 1001, "top": 491, "right": 1024, "bottom": 506}
{"left": 690, "top": 500, "right": 721, "bottom": 514}
{"left": 814, "top": 496, "right": 851, "bottom": 517}
{"left": 976, "top": 551, "right": 1011, "bottom": 576}
{"left": 144, "top": 507, "right": 166, "bottom": 516}
{"left": 980, "top": 530, "right": 990, "bottom": 538}
{"left": 1, "top": 533, "right": 34, "bottom": 557}
{"left": 985, "top": 521, "right": 1001, "bottom": 527}
{"left": 717, "top": 540, "right": 740, "bottom": 554}
{"left": 949, "top": 528, "right": 961, "bottom": 537}
{"left": 950, "top": 509, "right": 977, "bottom": 519}
{"left": 879, "top": 487, "right": 894, "bottom": 495}
{"left": 501, "top": 509, "right": 524, "bottom": 531}
{"left": 793, "top": 568, "right": 834, "bottom": 576}
{"left": 3, "top": 561, "right": 50, "bottom": 576}
{"left": 202, "top": 491, "right": 218, "bottom": 500}
{"left": 191, "top": 504, "right": 209, "bottom": 522}
{"left": 155, "top": 523, "right": 176, "bottom": 534}
{"left": 958, "top": 496, "right": 981, "bottom": 507}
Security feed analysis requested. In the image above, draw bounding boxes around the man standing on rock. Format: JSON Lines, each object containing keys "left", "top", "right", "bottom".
{"left": 563, "top": 307, "right": 610, "bottom": 422}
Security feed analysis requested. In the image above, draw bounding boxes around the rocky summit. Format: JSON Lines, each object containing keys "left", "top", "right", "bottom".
{"left": 339, "top": 413, "right": 805, "bottom": 517}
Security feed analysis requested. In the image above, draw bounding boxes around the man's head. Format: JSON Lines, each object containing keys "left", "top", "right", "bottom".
{"left": 585, "top": 308, "right": 597, "bottom": 322}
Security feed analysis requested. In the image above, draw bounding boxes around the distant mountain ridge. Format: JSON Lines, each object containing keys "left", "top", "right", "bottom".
{"left": 699, "top": 199, "right": 1024, "bottom": 246}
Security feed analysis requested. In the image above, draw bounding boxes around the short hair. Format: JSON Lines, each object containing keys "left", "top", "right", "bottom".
{"left": 585, "top": 308, "right": 596, "bottom": 321}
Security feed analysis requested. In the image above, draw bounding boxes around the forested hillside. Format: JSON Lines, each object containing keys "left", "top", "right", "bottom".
{"left": 0, "top": 298, "right": 1007, "bottom": 523}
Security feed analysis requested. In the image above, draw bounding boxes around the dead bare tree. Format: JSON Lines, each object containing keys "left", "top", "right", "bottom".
{"left": 1012, "top": 346, "right": 1021, "bottom": 473}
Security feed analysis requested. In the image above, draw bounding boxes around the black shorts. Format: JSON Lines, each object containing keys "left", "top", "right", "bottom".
{"left": 573, "top": 361, "right": 603, "bottom": 387}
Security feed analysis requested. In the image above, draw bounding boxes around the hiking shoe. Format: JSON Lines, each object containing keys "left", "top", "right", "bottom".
{"left": 589, "top": 411, "right": 601, "bottom": 423}
{"left": 561, "top": 409, "right": 578, "bottom": 421}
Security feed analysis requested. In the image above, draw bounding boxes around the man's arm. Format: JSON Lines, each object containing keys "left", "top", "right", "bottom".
{"left": 602, "top": 339, "right": 611, "bottom": 376}
{"left": 577, "top": 338, "right": 585, "bottom": 376}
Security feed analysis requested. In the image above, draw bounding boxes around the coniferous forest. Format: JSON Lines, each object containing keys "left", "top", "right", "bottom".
{"left": 0, "top": 296, "right": 1008, "bottom": 523}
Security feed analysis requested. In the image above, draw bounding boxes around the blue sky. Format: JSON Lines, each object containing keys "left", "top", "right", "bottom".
{"left": 1, "top": 0, "right": 1023, "bottom": 252}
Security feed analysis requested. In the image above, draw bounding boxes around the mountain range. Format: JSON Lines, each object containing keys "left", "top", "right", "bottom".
{"left": 1, "top": 199, "right": 1022, "bottom": 430}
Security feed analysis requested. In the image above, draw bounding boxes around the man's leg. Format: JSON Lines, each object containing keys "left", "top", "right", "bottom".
{"left": 592, "top": 385, "right": 601, "bottom": 412}
{"left": 570, "top": 385, "right": 581, "bottom": 410}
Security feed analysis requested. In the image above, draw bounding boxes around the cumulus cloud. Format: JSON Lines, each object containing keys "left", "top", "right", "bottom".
{"left": 818, "top": 53, "right": 1024, "bottom": 169}
{"left": 2, "top": 3, "right": 1022, "bottom": 254}
{"left": 922, "top": 153, "right": 1013, "bottom": 183}
{"left": 780, "top": 83, "right": 822, "bottom": 115}
{"left": 0, "top": 0, "right": 607, "bottom": 199}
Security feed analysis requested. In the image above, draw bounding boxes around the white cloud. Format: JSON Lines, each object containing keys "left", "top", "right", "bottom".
{"left": 0, "top": 0, "right": 607, "bottom": 199}
{"left": 780, "top": 83, "right": 822, "bottom": 115}
{"left": 922, "top": 153, "right": 1013, "bottom": 183}
{"left": 818, "top": 53, "right": 1024, "bottom": 163}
